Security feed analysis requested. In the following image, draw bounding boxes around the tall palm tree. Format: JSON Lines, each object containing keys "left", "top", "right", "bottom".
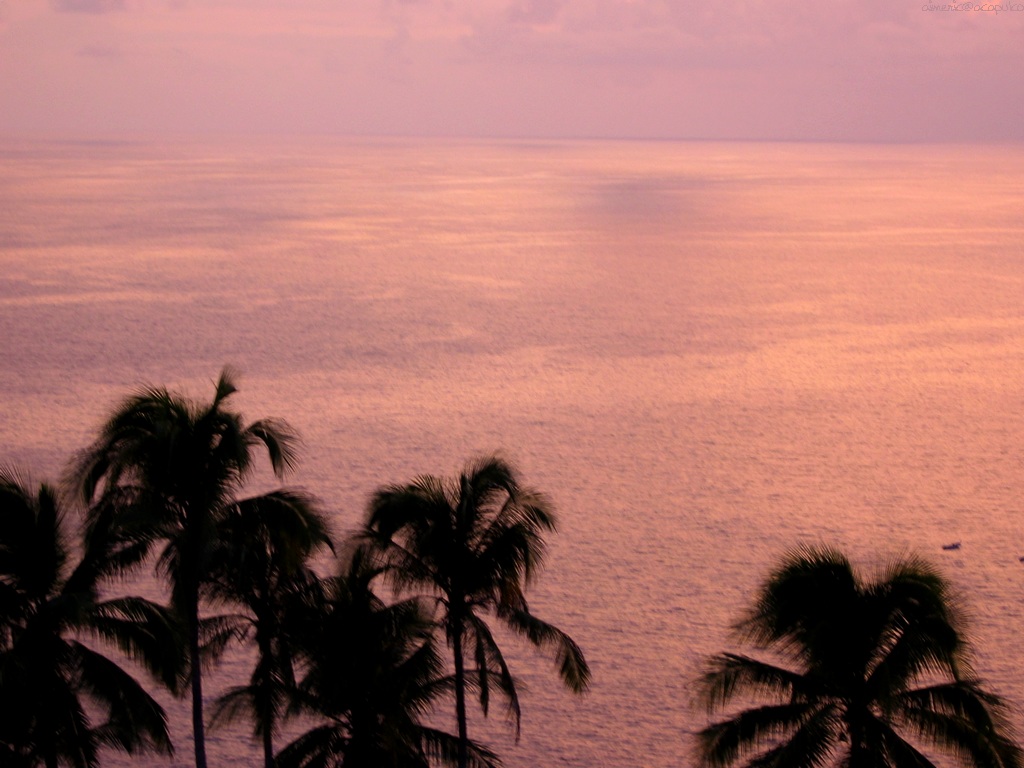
{"left": 363, "top": 455, "right": 590, "bottom": 768}
{"left": 0, "top": 467, "right": 176, "bottom": 768}
{"left": 277, "top": 547, "right": 498, "bottom": 768}
{"left": 70, "top": 367, "right": 300, "bottom": 768}
{"left": 696, "top": 547, "right": 1022, "bottom": 768}
{"left": 206, "top": 489, "right": 333, "bottom": 768}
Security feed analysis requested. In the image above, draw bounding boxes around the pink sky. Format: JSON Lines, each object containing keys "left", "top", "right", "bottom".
{"left": 1, "top": 0, "right": 1023, "bottom": 141}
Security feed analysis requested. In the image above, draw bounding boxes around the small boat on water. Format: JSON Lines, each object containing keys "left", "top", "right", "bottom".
{"left": 941, "top": 542, "right": 961, "bottom": 551}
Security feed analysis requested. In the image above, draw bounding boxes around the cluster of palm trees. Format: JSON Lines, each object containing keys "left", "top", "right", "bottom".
{"left": 0, "top": 369, "right": 589, "bottom": 768}
{"left": 4, "top": 368, "right": 1023, "bottom": 768}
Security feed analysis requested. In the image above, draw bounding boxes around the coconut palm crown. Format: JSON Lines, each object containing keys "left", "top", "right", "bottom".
{"left": 277, "top": 546, "right": 499, "bottom": 768}
{"left": 696, "top": 547, "right": 1021, "bottom": 768}
{"left": 206, "top": 489, "right": 334, "bottom": 768}
{"left": 362, "top": 455, "right": 590, "bottom": 768}
{"left": 0, "top": 467, "right": 175, "bottom": 768}
{"left": 69, "top": 368, "right": 300, "bottom": 768}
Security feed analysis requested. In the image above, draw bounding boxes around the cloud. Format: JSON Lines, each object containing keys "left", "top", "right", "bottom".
{"left": 2, "top": 0, "right": 1021, "bottom": 140}
{"left": 51, "top": 0, "right": 125, "bottom": 13}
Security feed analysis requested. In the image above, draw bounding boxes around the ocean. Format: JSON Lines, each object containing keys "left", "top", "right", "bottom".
{"left": 2, "top": 137, "right": 1024, "bottom": 767}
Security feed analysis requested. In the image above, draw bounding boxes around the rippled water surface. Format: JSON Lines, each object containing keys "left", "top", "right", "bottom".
{"left": 2, "top": 138, "right": 1024, "bottom": 768}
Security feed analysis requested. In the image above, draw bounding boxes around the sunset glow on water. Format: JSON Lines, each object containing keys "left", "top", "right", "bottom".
{"left": 2, "top": 138, "right": 1024, "bottom": 767}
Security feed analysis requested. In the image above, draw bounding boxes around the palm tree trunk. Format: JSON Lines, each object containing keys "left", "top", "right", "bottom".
{"left": 452, "top": 615, "right": 469, "bottom": 768}
{"left": 189, "top": 592, "right": 208, "bottom": 768}
{"left": 846, "top": 708, "right": 866, "bottom": 768}
{"left": 262, "top": 723, "right": 274, "bottom": 768}
{"left": 258, "top": 627, "right": 276, "bottom": 768}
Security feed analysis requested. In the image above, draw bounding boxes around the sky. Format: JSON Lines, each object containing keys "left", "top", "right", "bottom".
{"left": 1, "top": 0, "right": 1023, "bottom": 142}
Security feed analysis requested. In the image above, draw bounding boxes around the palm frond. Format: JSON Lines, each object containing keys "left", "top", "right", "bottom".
{"left": 210, "top": 681, "right": 290, "bottom": 741}
{"left": 0, "top": 467, "right": 69, "bottom": 603}
{"left": 246, "top": 418, "right": 300, "bottom": 476}
{"left": 357, "top": 527, "right": 440, "bottom": 595}
{"left": 740, "top": 547, "right": 860, "bottom": 668}
{"left": 275, "top": 723, "right": 347, "bottom": 768}
{"left": 501, "top": 607, "right": 590, "bottom": 694}
{"left": 86, "top": 596, "right": 185, "bottom": 692}
{"left": 897, "top": 701, "right": 1022, "bottom": 768}
{"left": 871, "top": 718, "right": 939, "bottom": 768}
{"left": 698, "top": 653, "right": 806, "bottom": 714}
{"left": 420, "top": 726, "right": 502, "bottom": 768}
{"left": 895, "top": 680, "right": 1010, "bottom": 725}
{"left": 745, "top": 704, "right": 839, "bottom": 768}
{"left": 197, "top": 612, "right": 250, "bottom": 667}
{"left": 464, "top": 612, "right": 522, "bottom": 734}
{"left": 209, "top": 684, "right": 256, "bottom": 730}
{"left": 698, "top": 701, "right": 835, "bottom": 768}
{"left": 895, "top": 681, "right": 1022, "bottom": 768}
{"left": 475, "top": 521, "right": 544, "bottom": 601}
{"left": 73, "top": 640, "right": 172, "bottom": 755}
{"left": 866, "top": 561, "right": 966, "bottom": 693}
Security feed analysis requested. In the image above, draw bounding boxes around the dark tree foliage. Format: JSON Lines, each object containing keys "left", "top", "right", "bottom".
{"left": 363, "top": 455, "right": 590, "bottom": 768}
{"left": 278, "top": 547, "right": 498, "bottom": 768}
{"left": 0, "top": 468, "right": 176, "bottom": 768}
{"left": 207, "top": 489, "right": 333, "bottom": 768}
{"left": 70, "top": 368, "right": 301, "bottom": 768}
{"left": 696, "top": 547, "right": 1022, "bottom": 768}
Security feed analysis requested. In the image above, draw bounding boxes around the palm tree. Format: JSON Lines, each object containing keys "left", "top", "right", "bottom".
{"left": 362, "top": 455, "right": 590, "bottom": 768}
{"left": 0, "top": 467, "right": 176, "bottom": 768}
{"left": 696, "top": 547, "right": 1022, "bottom": 768}
{"left": 277, "top": 547, "right": 498, "bottom": 768}
{"left": 70, "top": 367, "right": 301, "bottom": 768}
{"left": 206, "top": 489, "right": 333, "bottom": 768}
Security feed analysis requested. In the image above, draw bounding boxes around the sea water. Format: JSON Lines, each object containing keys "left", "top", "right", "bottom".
{"left": 2, "top": 137, "right": 1024, "bottom": 768}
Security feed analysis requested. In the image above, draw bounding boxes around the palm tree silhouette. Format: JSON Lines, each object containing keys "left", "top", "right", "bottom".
{"left": 696, "top": 547, "right": 1022, "bottom": 768}
{"left": 363, "top": 455, "right": 590, "bottom": 768}
{"left": 277, "top": 547, "right": 497, "bottom": 768}
{"left": 70, "top": 368, "right": 300, "bottom": 768}
{"left": 206, "top": 489, "right": 333, "bottom": 768}
{"left": 0, "top": 467, "right": 176, "bottom": 768}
